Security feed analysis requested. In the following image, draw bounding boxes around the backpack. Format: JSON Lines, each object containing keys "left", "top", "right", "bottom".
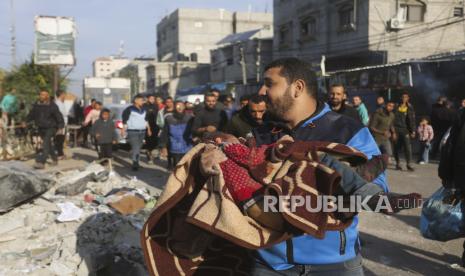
{"left": 439, "top": 109, "right": 465, "bottom": 191}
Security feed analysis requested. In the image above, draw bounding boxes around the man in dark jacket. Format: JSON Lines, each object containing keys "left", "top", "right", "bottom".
{"left": 430, "top": 96, "right": 456, "bottom": 158}
{"left": 328, "top": 84, "right": 361, "bottom": 122}
{"left": 191, "top": 92, "right": 228, "bottom": 138}
{"left": 91, "top": 108, "right": 116, "bottom": 159}
{"left": 143, "top": 94, "right": 159, "bottom": 164}
{"left": 369, "top": 101, "right": 396, "bottom": 157}
{"left": 226, "top": 94, "right": 267, "bottom": 138}
{"left": 27, "top": 90, "right": 65, "bottom": 169}
{"left": 393, "top": 92, "right": 416, "bottom": 171}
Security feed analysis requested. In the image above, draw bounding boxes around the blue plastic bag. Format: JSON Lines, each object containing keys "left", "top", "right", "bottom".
{"left": 420, "top": 187, "right": 465, "bottom": 241}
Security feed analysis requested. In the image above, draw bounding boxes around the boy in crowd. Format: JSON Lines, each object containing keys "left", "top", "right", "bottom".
{"left": 91, "top": 108, "right": 117, "bottom": 160}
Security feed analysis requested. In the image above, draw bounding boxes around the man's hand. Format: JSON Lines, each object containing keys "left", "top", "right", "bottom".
{"left": 410, "top": 132, "right": 416, "bottom": 139}
{"left": 206, "top": 126, "right": 217, "bottom": 133}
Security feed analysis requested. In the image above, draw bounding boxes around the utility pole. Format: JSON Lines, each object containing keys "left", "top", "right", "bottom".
{"left": 10, "top": 0, "right": 16, "bottom": 67}
{"left": 256, "top": 39, "right": 261, "bottom": 83}
{"left": 240, "top": 44, "right": 247, "bottom": 85}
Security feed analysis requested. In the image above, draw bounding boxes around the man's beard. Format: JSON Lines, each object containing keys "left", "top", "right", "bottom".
{"left": 266, "top": 87, "right": 294, "bottom": 120}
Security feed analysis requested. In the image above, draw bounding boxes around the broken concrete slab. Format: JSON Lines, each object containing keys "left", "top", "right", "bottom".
{"left": 0, "top": 162, "right": 55, "bottom": 212}
{"left": 55, "top": 163, "right": 106, "bottom": 196}
{"left": 0, "top": 216, "right": 26, "bottom": 235}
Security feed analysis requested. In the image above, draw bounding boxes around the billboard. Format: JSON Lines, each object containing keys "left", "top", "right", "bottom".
{"left": 34, "top": 16, "right": 76, "bottom": 65}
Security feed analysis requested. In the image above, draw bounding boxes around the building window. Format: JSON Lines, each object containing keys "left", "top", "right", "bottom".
{"left": 454, "top": 7, "right": 464, "bottom": 17}
{"left": 399, "top": 2, "right": 425, "bottom": 22}
{"left": 338, "top": 4, "right": 355, "bottom": 30}
{"left": 279, "top": 22, "right": 292, "bottom": 47}
{"left": 300, "top": 17, "right": 317, "bottom": 39}
{"left": 194, "top": 21, "right": 203, "bottom": 28}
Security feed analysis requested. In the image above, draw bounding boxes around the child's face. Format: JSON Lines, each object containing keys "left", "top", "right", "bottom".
{"left": 102, "top": 112, "right": 110, "bottom": 120}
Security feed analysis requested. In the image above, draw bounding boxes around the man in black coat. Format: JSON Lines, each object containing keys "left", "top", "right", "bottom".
{"left": 328, "top": 84, "right": 361, "bottom": 122}
{"left": 430, "top": 96, "right": 456, "bottom": 158}
{"left": 27, "top": 90, "right": 65, "bottom": 169}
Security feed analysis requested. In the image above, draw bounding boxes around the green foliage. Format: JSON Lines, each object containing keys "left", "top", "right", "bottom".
{"left": 1, "top": 56, "right": 67, "bottom": 105}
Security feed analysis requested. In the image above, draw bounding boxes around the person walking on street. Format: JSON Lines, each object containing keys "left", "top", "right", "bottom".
{"left": 417, "top": 117, "right": 434, "bottom": 164}
{"left": 54, "top": 90, "right": 69, "bottom": 160}
{"left": 143, "top": 94, "right": 159, "bottom": 164}
{"left": 393, "top": 92, "right": 416, "bottom": 171}
{"left": 91, "top": 108, "right": 116, "bottom": 160}
{"left": 81, "top": 99, "right": 96, "bottom": 147}
{"left": 353, "top": 95, "right": 369, "bottom": 126}
{"left": 430, "top": 96, "right": 455, "bottom": 159}
{"left": 159, "top": 101, "right": 193, "bottom": 170}
{"left": 191, "top": 92, "right": 228, "bottom": 139}
{"left": 122, "top": 94, "right": 152, "bottom": 171}
{"left": 156, "top": 97, "right": 174, "bottom": 130}
{"left": 328, "top": 84, "right": 361, "bottom": 122}
{"left": 27, "top": 90, "right": 64, "bottom": 169}
{"left": 226, "top": 94, "right": 268, "bottom": 138}
{"left": 252, "top": 57, "right": 388, "bottom": 276}
{"left": 369, "top": 101, "right": 396, "bottom": 157}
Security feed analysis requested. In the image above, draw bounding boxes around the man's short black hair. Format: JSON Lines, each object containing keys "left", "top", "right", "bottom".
{"left": 205, "top": 92, "right": 216, "bottom": 99}
{"left": 264, "top": 58, "right": 317, "bottom": 98}
{"left": 240, "top": 94, "right": 250, "bottom": 102}
{"left": 101, "top": 108, "right": 110, "bottom": 114}
{"left": 56, "top": 90, "right": 65, "bottom": 97}
{"left": 249, "top": 94, "right": 266, "bottom": 104}
{"left": 330, "top": 84, "right": 346, "bottom": 94}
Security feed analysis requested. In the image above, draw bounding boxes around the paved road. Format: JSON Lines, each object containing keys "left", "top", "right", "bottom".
{"left": 28, "top": 147, "right": 465, "bottom": 275}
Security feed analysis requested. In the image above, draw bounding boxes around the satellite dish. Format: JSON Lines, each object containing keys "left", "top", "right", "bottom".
{"left": 103, "top": 88, "right": 111, "bottom": 95}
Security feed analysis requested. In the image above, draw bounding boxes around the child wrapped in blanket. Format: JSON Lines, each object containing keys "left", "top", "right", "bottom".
{"left": 201, "top": 132, "right": 421, "bottom": 232}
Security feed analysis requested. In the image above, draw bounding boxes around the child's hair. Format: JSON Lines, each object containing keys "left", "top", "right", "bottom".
{"left": 101, "top": 108, "right": 110, "bottom": 115}
{"left": 420, "top": 116, "right": 429, "bottom": 123}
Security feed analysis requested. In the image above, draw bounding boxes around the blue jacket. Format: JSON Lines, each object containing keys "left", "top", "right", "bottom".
{"left": 252, "top": 102, "right": 389, "bottom": 270}
{"left": 160, "top": 113, "right": 193, "bottom": 154}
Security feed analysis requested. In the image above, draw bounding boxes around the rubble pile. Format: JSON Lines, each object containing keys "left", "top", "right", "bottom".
{"left": 0, "top": 162, "right": 161, "bottom": 276}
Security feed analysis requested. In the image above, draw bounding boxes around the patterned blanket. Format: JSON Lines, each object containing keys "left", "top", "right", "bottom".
{"left": 141, "top": 139, "right": 385, "bottom": 276}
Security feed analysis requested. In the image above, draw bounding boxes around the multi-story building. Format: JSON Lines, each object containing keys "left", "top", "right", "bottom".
{"left": 157, "top": 8, "right": 273, "bottom": 63}
{"left": 114, "top": 57, "right": 156, "bottom": 95}
{"left": 146, "top": 61, "right": 211, "bottom": 97}
{"left": 93, "top": 56, "right": 131, "bottom": 77}
{"left": 210, "top": 27, "right": 273, "bottom": 84}
{"left": 273, "top": 0, "right": 465, "bottom": 71}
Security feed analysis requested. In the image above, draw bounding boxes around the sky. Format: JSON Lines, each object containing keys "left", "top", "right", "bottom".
{"left": 0, "top": 0, "right": 273, "bottom": 96}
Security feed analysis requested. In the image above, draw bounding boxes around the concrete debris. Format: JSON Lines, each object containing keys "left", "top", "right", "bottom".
{"left": 0, "top": 161, "right": 162, "bottom": 275}
{"left": 0, "top": 161, "right": 55, "bottom": 212}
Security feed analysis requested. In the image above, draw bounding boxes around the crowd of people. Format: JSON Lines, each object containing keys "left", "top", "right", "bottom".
{"left": 1, "top": 75, "right": 464, "bottom": 173}
{"left": 327, "top": 85, "right": 465, "bottom": 172}
{"left": 1, "top": 57, "right": 464, "bottom": 275}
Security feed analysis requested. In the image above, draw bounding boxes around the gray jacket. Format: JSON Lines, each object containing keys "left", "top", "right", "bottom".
{"left": 91, "top": 118, "right": 116, "bottom": 144}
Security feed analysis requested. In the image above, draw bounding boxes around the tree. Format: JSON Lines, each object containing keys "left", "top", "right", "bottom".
{"left": 1, "top": 56, "right": 67, "bottom": 105}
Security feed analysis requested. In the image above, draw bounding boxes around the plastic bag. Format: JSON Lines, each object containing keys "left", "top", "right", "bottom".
{"left": 420, "top": 187, "right": 465, "bottom": 241}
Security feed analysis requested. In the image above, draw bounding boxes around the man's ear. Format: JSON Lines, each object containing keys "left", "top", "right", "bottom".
{"left": 293, "top": 79, "right": 306, "bottom": 98}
